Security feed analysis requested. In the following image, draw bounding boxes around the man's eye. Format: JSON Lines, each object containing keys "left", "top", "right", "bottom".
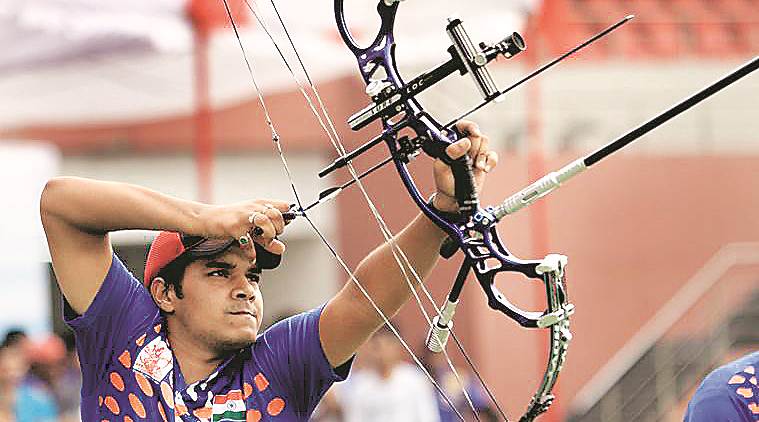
{"left": 208, "top": 270, "right": 229, "bottom": 277}
{"left": 246, "top": 273, "right": 261, "bottom": 283}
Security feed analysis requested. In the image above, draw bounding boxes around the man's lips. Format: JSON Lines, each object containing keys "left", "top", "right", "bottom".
{"left": 228, "top": 310, "right": 257, "bottom": 318}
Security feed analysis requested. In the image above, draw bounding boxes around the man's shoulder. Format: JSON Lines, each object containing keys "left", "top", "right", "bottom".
{"left": 703, "top": 351, "right": 759, "bottom": 387}
{"left": 256, "top": 307, "right": 325, "bottom": 342}
{"left": 686, "top": 351, "right": 759, "bottom": 421}
{"left": 65, "top": 253, "right": 156, "bottom": 330}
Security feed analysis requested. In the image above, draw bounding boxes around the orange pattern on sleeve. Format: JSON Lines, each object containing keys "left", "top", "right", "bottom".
{"left": 109, "top": 372, "right": 125, "bottom": 392}
{"left": 135, "top": 372, "right": 154, "bottom": 396}
{"left": 136, "top": 333, "right": 147, "bottom": 347}
{"left": 104, "top": 396, "right": 120, "bottom": 415}
{"left": 246, "top": 409, "right": 262, "bottom": 422}
{"left": 160, "top": 382, "right": 174, "bottom": 409}
{"left": 193, "top": 406, "right": 213, "bottom": 419}
{"left": 118, "top": 351, "right": 132, "bottom": 369}
{"left": 267, "top": 397, "right": 285, "bottom": 416}
{"left": 254, "top": 373, "right": 269, "bottom": 392}
{"left": 129, "top": 393, "right": 147, "bottom": 418}
{"left": 157, "top": 401, "right": 168, "bottom": 422}
{"left": 736, "top": 387, "right": 754, "bottom": 399}
{"left": 243, "top": 382, "right": 253, "bottom": 399}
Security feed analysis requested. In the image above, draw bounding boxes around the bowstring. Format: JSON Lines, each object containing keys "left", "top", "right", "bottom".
{"left": 261, "top": 0, "right": 500, "bottom": 418}
{"left": 241, "top": 0, "right": 483, "bottom": 418}
{"left": 218, "top": 1, "right": 468, "bottom": 420}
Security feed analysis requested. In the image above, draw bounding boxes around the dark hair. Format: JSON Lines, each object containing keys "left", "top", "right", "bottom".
{"left": 151, "top": 247, "right": 233, "bottom": 300}
{"left": 2, "top": 329, "right": 27, "bottom": 348}
{"left": 153, "top": 254, "right": 193, "bottom": 300}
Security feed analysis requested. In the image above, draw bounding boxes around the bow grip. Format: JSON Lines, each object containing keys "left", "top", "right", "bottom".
{"left": 445, "top": 130, "right": 479, "bottom": 217}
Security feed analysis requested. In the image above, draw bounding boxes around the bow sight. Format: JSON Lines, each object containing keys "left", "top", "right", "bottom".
{"left": 347, "top": 18, "right": 525, "bottom": 131}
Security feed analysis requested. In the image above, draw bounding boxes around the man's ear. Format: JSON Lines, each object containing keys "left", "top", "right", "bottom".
{"left": 149, "top": 277, "right": 176, "bottom": 313}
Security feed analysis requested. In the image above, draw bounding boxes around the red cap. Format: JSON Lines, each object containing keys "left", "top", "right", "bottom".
{"left": 143, "top": 231, "right": 281, "bottom": 287}
{"left": 27, "top": 335, "right": 66, "bottom": 365}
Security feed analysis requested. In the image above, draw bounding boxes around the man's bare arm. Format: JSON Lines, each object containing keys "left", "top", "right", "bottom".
{"left": 319, "top": 121, "right": 498, "bottom": 367}
{"left": 319, "top": 211, "right": 447, "bottom": 367}
{"left": 40, "top": 177, "right": 288, "bottom": 315}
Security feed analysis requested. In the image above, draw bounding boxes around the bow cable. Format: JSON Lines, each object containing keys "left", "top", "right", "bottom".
{"left": 260, "top": 0, "right": 515, "bottom": 418}
{"left": 239, "top": 0, "right": 495, "bottom": 418}
{"left": 220, "top": 0, "right": 474, "bottom": 419}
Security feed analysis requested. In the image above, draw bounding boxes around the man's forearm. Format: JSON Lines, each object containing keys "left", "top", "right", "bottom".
{"left": 41, "top": 177, "right": 209, "bottom": 235}
{"left": 41, "top": 177, "right": 289, "bottom": 315}
{"left": 350, "top": 211, "right": 448, "bottom": 322}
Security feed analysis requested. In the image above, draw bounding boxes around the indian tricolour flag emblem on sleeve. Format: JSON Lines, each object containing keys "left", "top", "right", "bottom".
{"left": 212, "top": 390, "right": 246, "bottom": 422}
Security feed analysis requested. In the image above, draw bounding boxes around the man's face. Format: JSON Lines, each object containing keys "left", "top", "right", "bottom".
{"left": 170, "top": 248, "right": 264, "bottom": 354}
{"left": 0, "top": 347, "right": 28, "bottom": 386}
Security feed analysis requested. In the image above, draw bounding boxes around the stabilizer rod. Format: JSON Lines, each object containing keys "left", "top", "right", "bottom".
{"left": 494, "top": 55, "right": 759, "bottom": 219}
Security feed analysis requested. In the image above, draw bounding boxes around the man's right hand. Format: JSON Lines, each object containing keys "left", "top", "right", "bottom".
{"left": 199, "top": 200, "right": 292, "bottom": 259}
{"left": 40, "top": 177, "right": 293, "bottom": 314}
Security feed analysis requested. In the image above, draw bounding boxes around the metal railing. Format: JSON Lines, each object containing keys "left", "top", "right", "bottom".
{"left": 568, "top": 242, "right": 759, "bottom": 421}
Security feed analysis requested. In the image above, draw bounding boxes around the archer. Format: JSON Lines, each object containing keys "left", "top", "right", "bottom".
{"left": 40, "top": 121, "right": 496, "bottom": 421}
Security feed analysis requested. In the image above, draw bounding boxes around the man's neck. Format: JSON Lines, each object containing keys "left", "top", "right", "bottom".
{"left": 378, "top": 363, "right": 396, "bottom": 380}
{"left": 166, "top": 326, "right": 227, "bottom": 386}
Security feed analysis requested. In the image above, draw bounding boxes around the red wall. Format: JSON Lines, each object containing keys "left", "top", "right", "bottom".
{"left": 335, "top": 153, "right": 759, "bottom": 419}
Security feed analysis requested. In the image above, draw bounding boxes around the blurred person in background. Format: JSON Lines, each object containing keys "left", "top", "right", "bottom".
{"left": 0, "top": 332, "right": 58, "bottom": 421}
{"left": 39, "top": 122, "right": 496, "bottom": 420}
{"left": 421, "top": 347, "right": 498, "bottom": 422}
{"left": 309, "top": 387, "right": 343, "bottom": 422}
{"left": 56, "top": 330, "right": 82, "bottom": 421}
{"left": 2, "top": 330, "right": 29, "bottom": 352}
{"left": 683, "top": 349, "right": 759, "bottom": 421}
{"left": 334, "top": 327, "right": 440, "bottom": 422}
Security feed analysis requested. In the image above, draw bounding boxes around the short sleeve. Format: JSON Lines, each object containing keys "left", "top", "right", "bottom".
{"left": 684, "top": 368, "right": 756, "bottom": 422}
{"left": 684, "top": 388, "right": 748, "bottom": 421}
{"left": 254, "top": 306, "right": 353, "bottom": 417}
{"left": 63, "top": 254, "right": 159, "bottom": 395}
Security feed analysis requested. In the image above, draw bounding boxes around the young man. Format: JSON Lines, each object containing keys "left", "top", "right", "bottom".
{"left": 40, "top": 121, "right": 497, "bottom": 421}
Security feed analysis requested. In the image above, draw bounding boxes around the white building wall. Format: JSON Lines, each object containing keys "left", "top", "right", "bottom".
{"left": 413, "top": 59, "right": 759, "bottom": 155}
{"left": 0, "top": 142, "right": 60, "bottom": 335}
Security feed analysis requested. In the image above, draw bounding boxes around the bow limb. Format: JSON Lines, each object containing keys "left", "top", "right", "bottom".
{"left": 329, "top": 1, "right": 578, "bottom": 420}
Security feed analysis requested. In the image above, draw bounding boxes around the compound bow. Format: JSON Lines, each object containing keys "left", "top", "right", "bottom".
{"left": 220, "top": 0, "right": 759, "bottom": 420}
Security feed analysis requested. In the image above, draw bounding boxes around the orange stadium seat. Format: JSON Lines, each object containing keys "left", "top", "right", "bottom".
{"left": 547, "top": 0, "right": 757, "bottom": 60}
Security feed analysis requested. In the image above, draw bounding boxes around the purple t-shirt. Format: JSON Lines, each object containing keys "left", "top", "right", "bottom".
{"left": 64, "top": 254, "right": 350, "bottom": 421}
{"left": 684, "top": 350, "right": 759, "bottom": 421}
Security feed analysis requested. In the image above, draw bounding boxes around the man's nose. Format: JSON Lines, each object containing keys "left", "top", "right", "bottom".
{"left": 232, "top": 277, "right": 257, "bottom": 300}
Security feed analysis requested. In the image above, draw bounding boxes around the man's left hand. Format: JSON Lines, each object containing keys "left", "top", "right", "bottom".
{"left": 432, "top": 120, "right": 499, "bottom": 213}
